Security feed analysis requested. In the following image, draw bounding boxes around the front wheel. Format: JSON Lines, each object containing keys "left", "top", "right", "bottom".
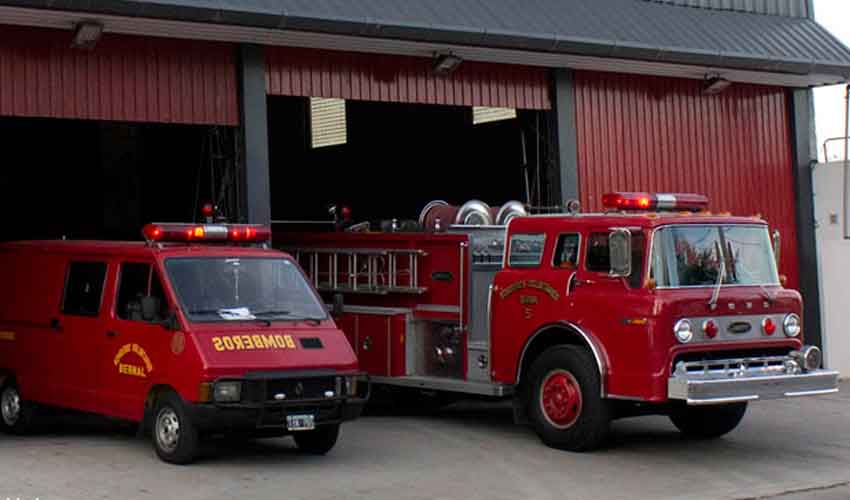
{"left": 152, "top": 392, "right": 199, "bottom": 464}
{"left": 0, "top": 382, "right": 35, "bottom": 435}
{"left": 527, "top": 346, "right": 610, "bottom": 451}
{"left": 669, "top": 403, "right": 747, "bottom": 439}
{"left": 293, "top": 424, "right": 340, "bottom": 455}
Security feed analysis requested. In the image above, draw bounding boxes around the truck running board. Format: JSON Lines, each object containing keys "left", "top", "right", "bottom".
{"left": 370, "top": 375, "right": 513, "bottom": 397}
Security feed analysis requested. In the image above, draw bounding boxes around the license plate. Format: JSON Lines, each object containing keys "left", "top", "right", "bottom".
{"left": 286, "top": 414, "right": 315, "bottom": 431}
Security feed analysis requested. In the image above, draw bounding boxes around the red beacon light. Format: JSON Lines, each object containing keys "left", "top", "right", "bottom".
{"left": 602, "top": 192, "right": 709, "bottom": 213}
{"left": 142, "top": 223, "right": 271, "bottom": 244}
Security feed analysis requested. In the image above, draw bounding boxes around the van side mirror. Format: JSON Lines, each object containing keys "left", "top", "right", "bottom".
{"left": 159, "top": 310, "right": 180, "bottom": 331}
{"left": 332, "top": 293, "right": 345, "bottom": 317}
{"left": 772, "top": 229, "right": 781, "bottom": 269}
{"left": 609, "top": 229, "right": 632, "bottom": 277}
{"left": 140, "top": 296, "right": 160, "bottom": 322}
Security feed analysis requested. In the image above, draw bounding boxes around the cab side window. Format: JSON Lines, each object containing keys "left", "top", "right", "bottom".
{"left": 552, "top": 234, "right": 580, "bottom": 270}
{"left": 508, "top": 233, "right": 545, "bottom": 268}
{"left": 585, "top": 233, "right": 610, "bottom": 272}
{"left": 62, "top": 261, "right": 107, "bottom": 316}
{"left": 116, "top": 263, "right": 169, "bottom": 323}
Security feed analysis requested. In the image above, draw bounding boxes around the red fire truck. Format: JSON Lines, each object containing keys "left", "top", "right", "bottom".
{"left": 0, "top": 223, "right": 368, "bottom": 463}
{"left": 275, "top": 193, "right": 839, "bottom": 451}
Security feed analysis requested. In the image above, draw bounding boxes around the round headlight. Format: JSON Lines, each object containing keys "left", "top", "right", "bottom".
{"left": 801, "top": 346, "right": 822, "bottom": 371}
{"left": 783, "top": 313, "right": 801, "bottom": 337}
{"left": 674, "top": 319, "right": 693, "bottom": 343}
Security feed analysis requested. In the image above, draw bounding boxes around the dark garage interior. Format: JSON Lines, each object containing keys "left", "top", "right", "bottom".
{"left": 268, "top": 97, "right": 554, "bottom": 226}
{"left": 0, "top": 117, "right": 237, "bottom": 242}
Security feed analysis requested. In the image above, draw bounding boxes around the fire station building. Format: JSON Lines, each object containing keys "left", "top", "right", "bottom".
{"left": 0, "top": 1, "right": 849, "bottom": 364}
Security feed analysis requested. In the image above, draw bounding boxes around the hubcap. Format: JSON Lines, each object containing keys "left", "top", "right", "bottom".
{"left": 1, "top": 386, "right": 21, "bottom": 426}
{"left": 155, "top": 407, "right": 181, "bottom": 454}
{"left": 539, "top": 369, "right": 582, "bottom": 429}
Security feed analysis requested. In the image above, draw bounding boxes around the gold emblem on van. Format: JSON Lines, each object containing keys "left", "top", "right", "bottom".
{"left": 0, "top": 331, "right": 15, "bottom": 341}
{"left": 113, "top": 343, "right": 154, "bottom": 378}
{"left": 212, "top": 334, "right": 296, "bottom": 352}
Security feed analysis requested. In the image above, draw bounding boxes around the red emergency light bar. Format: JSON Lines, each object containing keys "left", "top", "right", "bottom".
{"left": 601, "top": 192, "right": 709, "bottom": 212}
{"left": 142, "top": 223, "right": 271, "bottom": 243}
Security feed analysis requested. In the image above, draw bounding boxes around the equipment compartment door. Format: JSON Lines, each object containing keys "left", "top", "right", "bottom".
{"left": 353, "top": 313, "right": 394, "bottom": 377}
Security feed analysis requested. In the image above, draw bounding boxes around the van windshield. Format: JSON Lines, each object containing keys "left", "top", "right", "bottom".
{"left": 165, "top": 257, "right": 327, "bottom": 323}
{"left": 650, "top": 225, "right": 779, "bottom": 287}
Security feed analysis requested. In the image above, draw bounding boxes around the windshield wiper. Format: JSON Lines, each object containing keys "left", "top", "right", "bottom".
{"left": 708, "top": 253, "right": 726, "bottom": 310}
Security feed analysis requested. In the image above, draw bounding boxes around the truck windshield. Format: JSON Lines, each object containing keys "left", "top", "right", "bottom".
{"left": 650, "top": 225, "right": 779, "bottom": 287}
{"left": 164, "top": 257, "right": 327, "bottom": 323}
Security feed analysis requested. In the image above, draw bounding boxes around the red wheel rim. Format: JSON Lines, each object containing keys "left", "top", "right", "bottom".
{"left": 539, "top": 369, "right": 582, "bottom": 429}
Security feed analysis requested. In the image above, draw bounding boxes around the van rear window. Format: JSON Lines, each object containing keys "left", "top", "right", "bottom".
{"left": 62, "top": 261, "right": 107, "bottom": 316}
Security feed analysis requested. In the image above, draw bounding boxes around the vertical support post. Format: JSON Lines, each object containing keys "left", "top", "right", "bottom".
{"left": 237, "top": 44, "right": 270, "bottom": 225}
{"left": 550, "top": 68, "right": 580, "bottom": 205}
{"left": 789, "top": 88, "right": 823, "bottom": 350}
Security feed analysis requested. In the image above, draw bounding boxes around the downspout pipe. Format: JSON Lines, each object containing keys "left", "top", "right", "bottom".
{"left": 843, "top": 85, "right": 850, "bottom": 238}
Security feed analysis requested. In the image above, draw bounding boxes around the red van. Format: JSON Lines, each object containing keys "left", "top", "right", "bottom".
{"left": 0, "top": 223, "right": 368, "bottom": 463}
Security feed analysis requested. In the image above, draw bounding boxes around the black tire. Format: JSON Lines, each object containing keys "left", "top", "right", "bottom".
{"left": 151, "top": 392, "right": 199, "bottom": 464}
{"left": 669, "top": 403, "right": 747, "bottom": 439}
{"left": 293, "top": 424, "right": 340, "bottom": 455}
{"left": 527, "top": 346, "right": 610, "bottom": 451}
{"left": 0, "top": 380, "right": 35, "bottom": 435}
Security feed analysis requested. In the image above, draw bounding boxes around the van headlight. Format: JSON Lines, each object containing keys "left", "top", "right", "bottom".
{"left": 783, "top": 313, "right": 801, "bottom": 337}
{"left": 674, "top": 319, "right": 693, "bottom": 344}
{"left": 214, "top": 381, "right": 242, "bottom": 402}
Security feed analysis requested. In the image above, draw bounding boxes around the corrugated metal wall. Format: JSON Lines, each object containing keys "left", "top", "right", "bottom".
{"left": 574, "top": 71, "right": 800, "bottom": 288}
{"left": 266, "top": 47, "right": 551, "bottom": 110}
{"left": 647, "top": 0, "right": 809, "bottom": 17}
{"left": 0, "top": 25, "right": 238, "bottom": 125}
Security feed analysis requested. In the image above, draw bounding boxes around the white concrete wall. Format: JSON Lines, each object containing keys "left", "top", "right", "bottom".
{"left": 813, "top": 161, "right": 850, "bottom": 377}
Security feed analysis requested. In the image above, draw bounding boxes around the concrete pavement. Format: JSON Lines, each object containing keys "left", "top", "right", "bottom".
{"left": 1, "top": 381, "right": 848, "bottom": 500}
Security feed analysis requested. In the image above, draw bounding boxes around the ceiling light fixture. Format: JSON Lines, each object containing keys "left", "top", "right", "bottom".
{"left": 702, "top": 74, "right": 732, "bottom": 95}
{"left": 433, "top": 53, "right": 463, "bottom": 76}
{"left": 71, "top": 20, "right": 104, "bottom": 50}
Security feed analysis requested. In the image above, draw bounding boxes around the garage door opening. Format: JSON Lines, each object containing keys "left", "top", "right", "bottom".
{"left": 0, "top": 116, "right": 238, "bottom": 242}
{"left": 268, "top": 96, "right": 555, "bottom": 227}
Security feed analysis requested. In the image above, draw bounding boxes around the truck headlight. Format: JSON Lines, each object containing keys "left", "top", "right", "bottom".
{"left": 674, "top": 319, "right": 693, "bottom": 344}
{"left": 783, "top": 313, "right": 801, "bottom": 337}
{"left": 214, "top": 381, "right": 242, "bottom": 402}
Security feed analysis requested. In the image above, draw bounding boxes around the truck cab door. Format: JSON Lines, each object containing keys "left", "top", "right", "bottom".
{"left": 100, "top": 261, "right": 173, "bottom": 421}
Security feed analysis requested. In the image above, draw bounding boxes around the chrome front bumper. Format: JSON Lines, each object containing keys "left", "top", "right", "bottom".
{"left": 668, "top": 350, "right": 840, "bottom": 406}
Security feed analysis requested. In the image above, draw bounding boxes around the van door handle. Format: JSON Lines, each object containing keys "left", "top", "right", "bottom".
{"left": 49, "top": 318, "right": 61, "bottom": 331}
{"left": 106, "top": 331, "right": 119, "bottom": 338}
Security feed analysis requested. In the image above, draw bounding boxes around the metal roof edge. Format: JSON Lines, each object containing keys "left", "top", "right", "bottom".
{"left": 0, "top": 1, "right": 847, "bottom": 84}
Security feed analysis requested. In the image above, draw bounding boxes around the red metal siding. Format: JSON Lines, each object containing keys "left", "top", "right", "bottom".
{"left": 266, "top": 47, "right": 551, "bottom": 110}
{"left": 574, "top": 71, "right": 799, "bottom": 288}
{"left": 0, "top": 25, "right": 238, "bottom": 125}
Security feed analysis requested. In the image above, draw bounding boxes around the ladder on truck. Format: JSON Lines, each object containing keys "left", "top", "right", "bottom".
{"left": 288, "top": 247, "right": 428, "bottom": 295}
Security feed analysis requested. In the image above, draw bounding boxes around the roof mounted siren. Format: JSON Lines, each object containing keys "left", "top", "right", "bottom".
{"left": 601, "top": 192, "right": 709, "bottom": 213}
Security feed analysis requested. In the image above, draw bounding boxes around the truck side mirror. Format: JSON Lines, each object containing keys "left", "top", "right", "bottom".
{"left": 772, "top": 229, "right": 781, "bottom": 269}
{"left": 332, "top": 293, "right": 345, "bottom": 317}
{"left": 609, "top": 229, "right": 632, "bottom": 277}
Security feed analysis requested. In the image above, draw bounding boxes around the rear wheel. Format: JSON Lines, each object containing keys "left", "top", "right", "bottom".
{"left": 151, "top": 392, "right": 199, "bottom": 464}
{"left": 669, "top": 403, "right": 747, "bottom": 439}
{"left": 293, "top": 424, "right": 340, "bottom": 455}
{"left": 0, "top": 381, "right": 35, "bottom": 435}
{"left": 527, "top": 346, "right": 610, "bottom": 451}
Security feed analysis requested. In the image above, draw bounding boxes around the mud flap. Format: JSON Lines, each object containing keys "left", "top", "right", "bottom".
{"left": 512, "top": 394, "right": 530, "bottom": 425}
